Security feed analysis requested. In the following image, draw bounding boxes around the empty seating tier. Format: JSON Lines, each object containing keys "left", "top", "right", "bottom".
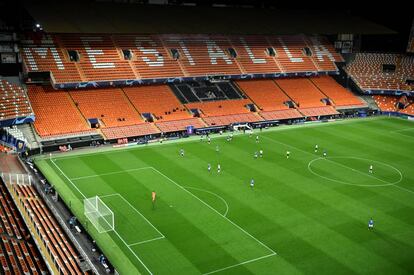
{"left": 299, "top": 106, "right": 339, "bottom": 117}
{"left": 21, "top": 34, "right": 343, "bottom": 84}
{"left": 27, "top": 85, "right": 94, "bottom": 137}
{"left": 346, "top": 53, "right": 414, "bottom": 92}
{"left": 21, "top": 34, "right": 83, "bottom": 83}
{"left": 275, "top": 78, "right": 327, "bottom": 108}
{"left": 123, "top": 85, "right": 191, "bottom": 121}
{"left": 101, "top": 123, "right": 160, "bottom": 140}
{"left": 59, "top": 34, "right": 136, "bottom": 81}
{"left": 260, "top": 109, "right": 303, "bottom": 120}
{"left": 202, "top": 113, "right": 262, "bottom": 127}
{"left": 373, "top": 95, "right": 414, "bottom": 115}
{"left": 185, "top": 99, "right": 253, "bottom": 117}
{"left": 0, "top": 181, "right": 47, "bottom": 275}
{"left": 156, "top": 118, "right": 206, "bottom": 133}
{"left": 310, "top": 76, "right": 365, "bottom": 107}
{"left": 235, "top": 79, "right": 291, "bottom": 111}
{"left": 13, "top": 184, "right": 83, "bottom": 274}
{"left": 69, "top": 88, "right": 143, "bottom": 127}
{"left": 27, "top": 77, "right": 358, "bottom": 139}
{"left": 0, "top": 80, "right": 33, "bottom": 121}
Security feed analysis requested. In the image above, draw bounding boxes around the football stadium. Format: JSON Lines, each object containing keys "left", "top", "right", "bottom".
{"left": 0, "top": 1, "right": 413, "bottom": 274}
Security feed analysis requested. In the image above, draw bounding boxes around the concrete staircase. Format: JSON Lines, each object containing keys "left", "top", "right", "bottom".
{"left": 359, "top": 95, "right": 379, "bottom": 110}
{"left": 16, "top": 123, "right": 41, "bottom": 149}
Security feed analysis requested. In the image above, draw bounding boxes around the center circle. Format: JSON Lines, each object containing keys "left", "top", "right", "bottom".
{"left": 307, "top": 156, "right": 403, "bottom": 187}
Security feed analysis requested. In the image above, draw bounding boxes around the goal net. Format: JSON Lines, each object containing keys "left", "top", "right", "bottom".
{"left": 84, "top": 196, "right": 114, "bottom": 233}
{"left": 233, "top": 123, "right": 253, "bottom": 133}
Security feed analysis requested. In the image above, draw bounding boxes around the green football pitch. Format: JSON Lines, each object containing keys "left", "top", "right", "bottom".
{"left": 35, "top": 117, "right": 414, "bottom": 275}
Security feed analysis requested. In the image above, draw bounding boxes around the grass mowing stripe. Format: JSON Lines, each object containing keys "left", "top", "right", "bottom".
{"left": 202, "top": 252, "right": 276, "bottom": 275}
{"left": 50, "top": 158, "right": 154, "bottom": 275}
{"left": 107, "top": 193, "right": 165, "bottom": 239}
{"left": 70, "top": 167, "right": 152, "bottom": 180}
{"left": 36, "top": 117, "right": 414, "bottom": 274}
{"left": 128, "top": 236, "right": 166, "bottom": 246}
{"left": 261, "top": 135, "right": 414, "bottom": 194}
{"left": 183, "top": 186, "right": 229, "bottom": 217}
{"left": 149, "top": 166, "right": 277, "bottom": 255}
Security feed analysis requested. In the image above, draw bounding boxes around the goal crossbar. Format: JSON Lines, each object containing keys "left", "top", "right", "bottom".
{"left": 84, "top": 196, "right": 114, "bottom": 233}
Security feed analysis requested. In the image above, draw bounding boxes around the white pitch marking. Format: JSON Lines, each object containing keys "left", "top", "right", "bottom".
{"left": 307, "top": 157, "right": 403, "bottom": 187}
{"left": 183, "top": 186, "right": 229, "bottom": 217}
{"left": 149, "top": 167, "right": 276, "bottom": 255}
{"left": 70, "top": 167, "right": 152, "bottom": 181}
{"left": 262, "top": 135, "right": 414, "bottom": 195}
{"left": 49, "top": 159, "right": 154, "bottom": 275}
{"left": 203, "top": 252, "right": 276, "bottom": 275}
{"left": 128, "top": 236, "right": 165, "bottom": 247}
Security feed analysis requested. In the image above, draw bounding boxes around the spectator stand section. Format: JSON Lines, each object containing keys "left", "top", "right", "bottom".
{"left": 0, "top": 79, "right": 34, "bottom": 127}
{"left": 275, "top": 78, "right": 339, "bottom": 117}
{"left": 373, "top": 95, "right": 414, "bottom": 116}
{"left": 1, "top": 173, "right": 87, "bottom": 274}
{"left": 26, "top": 75, "right": 369, "bottom": 145}
{"left": 0, "top": 174, "right": 48, "bottom": 275}
{"left": 345, "top": 53, "right": 414, "bottom": 95}
{"left": 21, "top": 33, "right": 344, "bottom": 88}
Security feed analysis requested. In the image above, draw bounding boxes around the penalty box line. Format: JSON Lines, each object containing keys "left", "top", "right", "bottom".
{"left": 149, "top": 166, "right": 277, "bottom": 255}
{"left": 70, "top": 167, "right": 153, "bottom": 181}
{"left": 49, "top": 159, "right": 155, "bottom": 275}
{"left": 203, "top": 252, "right": 276, "bottom": 275}
{"left": 100, "top": 193, "right": 165, "bottom": 240}
{"left": 148, "top": 167, "right": 278, "bottom": 274}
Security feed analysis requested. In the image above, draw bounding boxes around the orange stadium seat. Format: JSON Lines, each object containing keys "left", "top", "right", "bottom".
{"left": 229, "top": 36, "right": 282, "bottom": 74}
{"left": 373, "top": 95, "right": 398, "bottom": 112}
{"left": 185, "top": 98, "right": 261, "bottom": 126}
{"left": 101, "top": 123, "right": 160, "bottom": 139}
{"left": 305, "top": 36, "right": 343, "bottom": 71}
{"left": 114, "top": 35, "right": 185, "bottom": 79}
{"left": 16, "top": 184, "right": 83, "bottom": 274}
{"left": 0, "top": 182, "right": 47, "bottom": 275}
{"left": 299, "top": 106, "right": 338, "bottom": 116}
{"left": 185, "top": 98, "right": 253, "bottom": 117}
{"left": 268, "top": 35, "right": 317, "bottom": 72}
{"left": 123, "top": 85, "right": 192, "bottom": 121}
{"left": 202, "top": 113, "right": 262, "bottom": 126}
{"left": 21, "top": 33, "right": 342, "bottom": 84}
{"left": 310, "top": 76, "right": 365, "bottom": 107}
{"left": 155, "top": 118, "right": 207, "bottom": 132}
{"left": 163, "top": 35, "right": 242, "bottom": 76}
{"left": 259, "top": 109, "right": 303, "bottom": 120}
{"left": 275, "top": 78, "right": 326, "bottom": 108}
{"left": 69, "top": 88, "right": 143, "bottom": 127}
{"left": 59, "top": 34, "right": 136, "bottom": 81}
{"left": 27, "top": 85, "right": 94, "bottom": 137}
{"left": 346, "top": 53, "right": 414, "bottom": 92}
{"left": 21, "top": 34, "right": 82, "bottom": 83}
{"left": 235, "top": 79, "right": 291, "bottom": 111}
{"left": 0, "top": 80, "right": 33, "bottom": 121}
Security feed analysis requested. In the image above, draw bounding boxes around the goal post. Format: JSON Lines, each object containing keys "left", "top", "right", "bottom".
{"left": 84, "top": 196, "right": 114, "bottom": 233}
{"left": 232, "top": 123, "right": 253, "bottom": 133}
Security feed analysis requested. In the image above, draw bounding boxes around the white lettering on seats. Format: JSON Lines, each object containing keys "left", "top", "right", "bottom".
{"left": 167, "top": 38, "right": 196, "bottom": 66}
{"left": 81, "top": 37, "right": 115, "bottom": 69}
{"left": 206, "top": 40, "right": 233, "bottom": 65}
{"left": 309, "top": 37, "right": 335, "bottom": 62}
{"left": 278, "top": 38, "right": 303, "bottom": 63}
{"left": 23, "top": 35, "right": 65, "bottom": 70}
{"left": 135, "top": 37, "right": 164, "bottom": 67}
{"left": 240, "top": 37, "right": 266, "bottom": 64}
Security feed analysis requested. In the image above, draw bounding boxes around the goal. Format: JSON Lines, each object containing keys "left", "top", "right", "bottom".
{"left": 84, "top": 196, "right": 114, "bottom": 233}
{"left": 232, "top": 123, "right": 253, "bottom": 133}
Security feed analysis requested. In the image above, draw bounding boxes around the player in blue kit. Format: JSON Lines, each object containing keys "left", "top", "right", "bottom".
{"left": 368, "top": 218, "right": 374, "bottom": 230}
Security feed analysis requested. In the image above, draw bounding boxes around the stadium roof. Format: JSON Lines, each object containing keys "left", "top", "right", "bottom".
{"left": 23, "top": 1, "right": 396, "bottom": 35}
